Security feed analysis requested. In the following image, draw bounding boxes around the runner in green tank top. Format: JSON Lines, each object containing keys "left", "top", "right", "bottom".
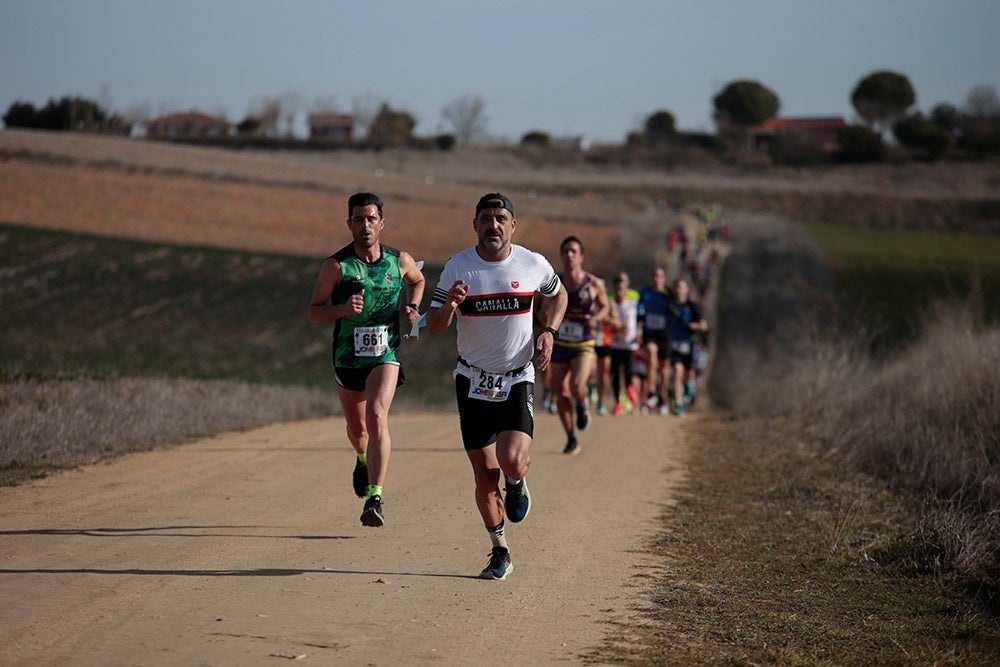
{"left": 308, "top": 192, "right": 425, "bottom": 528}
{"left": 330, "top": 245, "right": 405, "bottom": 369}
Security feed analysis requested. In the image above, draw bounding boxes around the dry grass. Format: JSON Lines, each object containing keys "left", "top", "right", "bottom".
{"left": 709, "top": 215, "right": 1000, "bottom": 600}
{"left": 0, "top": 378, "right": 336, "bottom": 485}
{"left": 595, "top": 416, "right": 1000, "bottom": 665}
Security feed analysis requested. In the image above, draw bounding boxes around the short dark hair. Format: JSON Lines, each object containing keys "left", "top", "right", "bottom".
{"left": 348, "top": 192, "right": 384, "bottom": 218}
{"left": 560, "top": 235, "right": 584, "bottom": 253}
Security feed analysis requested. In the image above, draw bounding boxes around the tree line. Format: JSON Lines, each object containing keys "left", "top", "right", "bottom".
{"left": 4, "top": 70, "right": 999, "bottom": 163}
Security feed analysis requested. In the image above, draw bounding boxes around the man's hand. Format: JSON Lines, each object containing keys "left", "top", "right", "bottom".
{"left": 535, "top": 330, "right": 555, "bottom": 372}
{"left": 404, "top": 304, "right": 421, "bottom": 326}
{"left": 446, "top": 280, "right": 469, "bottom": 309}
{"left": 345, "top": 289, "right": 365, "bottom": 315}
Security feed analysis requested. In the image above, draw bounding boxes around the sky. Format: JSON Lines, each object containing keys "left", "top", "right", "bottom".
{"left": 2, "top": 0, "right": 999, "bottom": 144}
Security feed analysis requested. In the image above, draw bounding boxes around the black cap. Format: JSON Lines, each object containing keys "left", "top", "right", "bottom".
{"left": 475, "top": 192, "right": 514, "bottom": 216}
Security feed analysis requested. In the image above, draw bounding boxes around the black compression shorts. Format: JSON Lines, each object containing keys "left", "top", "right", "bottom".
{"left": 455, "top": 375, "right": 534, "bottom": 451}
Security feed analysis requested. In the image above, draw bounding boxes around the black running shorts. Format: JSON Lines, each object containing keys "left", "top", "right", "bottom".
{"left": 669, "top": 349, "right": 694, "bottom": 370}
{"left": 643, "top": 330, "right": 671, "bottom": 359}
{"left": 455, "top": 375, "right": 534, "bottom": 451}
{"left": 335, "top": 363, "right": 404, "bottom": 393}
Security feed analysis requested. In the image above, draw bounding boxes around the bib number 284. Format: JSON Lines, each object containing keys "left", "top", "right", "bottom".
{"left": 469, "top": 369, "right": 510, "bottom": 402}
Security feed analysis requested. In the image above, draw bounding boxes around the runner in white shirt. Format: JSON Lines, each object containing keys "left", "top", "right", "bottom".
{"left": 427, "top": 193, "right": 567, "bottom": 581}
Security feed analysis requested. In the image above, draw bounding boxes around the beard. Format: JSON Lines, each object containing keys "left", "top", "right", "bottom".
{"left": 479, "top": 232, "right": 506, "bottom": 252}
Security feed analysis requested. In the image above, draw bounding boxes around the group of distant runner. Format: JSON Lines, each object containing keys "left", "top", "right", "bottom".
{"left": 308, "top": 191, "right": 727, "bottom": 580}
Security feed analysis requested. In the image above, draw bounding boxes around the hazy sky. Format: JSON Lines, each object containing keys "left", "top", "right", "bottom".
{"left": 2, "top": 0, "right": 998, "bottom": 143}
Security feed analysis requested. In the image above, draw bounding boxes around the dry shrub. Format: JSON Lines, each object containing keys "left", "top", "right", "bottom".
{"left": 714, "top": 214, "right": 1000, "bottom": 593}
{"left": 0, "top": 378, "right": 336, "bottom": 471}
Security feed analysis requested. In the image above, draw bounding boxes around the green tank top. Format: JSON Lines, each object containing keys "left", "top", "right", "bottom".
{"left": 329, "top": 244, "right": 404, "bottom": 369}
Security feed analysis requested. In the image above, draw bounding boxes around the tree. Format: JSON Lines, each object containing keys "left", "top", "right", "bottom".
{"left": 367, "top": 103, "right": 416, "bottom": 146}
{"left": 3, "top": 101, "right": 40, "bottom": 128}
{"left": 712, "top": 80, "right": 780, "bottom": 131}
{"left": 850, "top": 70, "right": 915, "bottom": 138}
{"left": 236, "top": 116, "right": 263, "bottom": 136}
{"left": 644, "top": 110, "right": 676, "bottom": 144}
{"left": 350, "top": 91, "right": 381, "bottom": 140}
{"left": 250, "top": 96, "right": 282, "bottom": 137}
{"left": 930, "top": 103, "right": 960, "bottom": 132}
{"left": 965, "top": 84, "right": 1000, "bottom": 117}
{"left": 959, "top": 84, "right": 1000, "bottom": 158}
{"left": 279, "top": 91, "right": 302, "bottom": 138}
{"left": 893, "top": 113, "right": 954, "bottom": 161}
{"left": 441, "top": 95, "right": 488, "bottom": 146}
{"left": 3, "top": 96, "right": 125, "bottom": 132}
{"left": 836, "top": 124, "right": 884, "bottom": 163}
{"left": 521, "top": 130, "right": 551, "bottom": 148}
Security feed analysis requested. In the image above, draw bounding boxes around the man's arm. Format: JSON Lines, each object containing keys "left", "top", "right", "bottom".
{"left": 589, "top": 275, "right": 613, "bottom": 328}
{"left": 399, "top": 251, "right": 426, "bottom": 326}
{"left": 308, "top": 258, "right": 361, "bottom": 323}
{"left": 534, "top": 282, "right": 568, "bottom": 372}
{"left": 426, "top": 280, "right": 469, "bottom": 334}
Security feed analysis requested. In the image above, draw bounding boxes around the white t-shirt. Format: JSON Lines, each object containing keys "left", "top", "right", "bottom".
{"left": 431, "top": 244, "right": 560, "bottom": 382}
{"left": 610, "top": 297, "right": 640, "bottom": 351}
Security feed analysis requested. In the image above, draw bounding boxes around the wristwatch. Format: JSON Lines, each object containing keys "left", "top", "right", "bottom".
{"left": 544, "top": 326, "right": 559, "bottom": 340}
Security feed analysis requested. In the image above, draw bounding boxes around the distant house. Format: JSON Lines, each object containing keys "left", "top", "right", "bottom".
{"left": 552, "top": 135, "right": 592, "bottom": 151}
{"left": 145, "top": 112, "right": 232, "bottom": 140}
{"left": 750, "top": 117, "right": 846, "bottom": 152}
{"left": 308, "top": 114, "right": 354, "bottom": 142}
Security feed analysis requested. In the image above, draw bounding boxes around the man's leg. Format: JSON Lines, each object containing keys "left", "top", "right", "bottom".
{"left": 551, "top": 362, "right": 573, "bottom": 436}
{"left": 643, "top": 341, "right": 659, "bottom": 408}
{"left": 358, "top": 364, "right": 400, "bottom": 527}
{"left": 672, "top": 360, "right": 687, "bottom": 415}
{"left": 337, "top": 384, "right": 369, "bottom": 498}
{"left": 337, "top": 385, "right": 368, "bottom": 457}
{"left": 363, "top": 364, "right": 400, "bottom": 489}
{"left": 569, "top": 352, "right": 595, "bottom": 429}
{"left": 467, "top": 445, "right": 505, "bottom": 535}
{"left": 468, "top": 444, "right": 515, "bottom": 580}
{"left": 596, "top": 354, "right": 611, "bottom": 413}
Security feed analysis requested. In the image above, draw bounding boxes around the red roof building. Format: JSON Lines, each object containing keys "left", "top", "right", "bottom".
{"left": 750, "top": 116, "right": 846, "bottom": 152}
{"left": 145, "top": 112, "right": 232, "bottom": 139}
{"left": 308, "top": 114, "right": 354, "bottom": 142}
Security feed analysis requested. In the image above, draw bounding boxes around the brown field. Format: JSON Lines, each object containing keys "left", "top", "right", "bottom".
{"left": 3, "top": 128, "right": 999, "bottom": 274}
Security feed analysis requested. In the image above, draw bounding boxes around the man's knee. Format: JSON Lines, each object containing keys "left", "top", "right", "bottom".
{"left": 345, "top": 421, "right": 367, "bottom": 444}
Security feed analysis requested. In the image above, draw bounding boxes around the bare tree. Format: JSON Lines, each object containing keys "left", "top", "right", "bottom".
{"left": 250, "top": 96, "right": 282, "bottom": 137}
{"left": 351, "top": 91, "right": 381, "bottom": 141}
{"left": 441, "top": 94, "right": 488, "bottom": 145}
{"left": 311, "top": 94, "right": 340, "bottom": 114}
{"left": 120, "top": 102, "right": 151, "bottom": 130}
{"left": 279, "top": 91, "right": 303, "bottom": 138}
{"left": 965, "top": 84, "right": 1000, "bottom": 117}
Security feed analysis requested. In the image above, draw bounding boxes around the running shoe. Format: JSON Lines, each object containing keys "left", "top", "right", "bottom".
{"left": 597, "top": 401, "right": 608, "bottom": 416}
{"left": 563, "top": 436, "right": 581, "bottom": 455}
{"left": 612, "top": 402, "right": 623, "bottom": 417}
{"left": 504, "top": 478, "right": 531, "bottom": 523}
{"left": 352, "top": 458, "right": 368, "bottom": 498}
{"left": 576, "top": 403, "right": 591, "bottom": 430}
{"left": 658, "top": 403, "right": 669, "bottom": 416}
{"left": 627, "top": 386, "right": 639, "bottom": 404}
{"left": 480, "top": 546, "right": 513, "bottom": 580}
{"left": 547, "top": 400, "right": 558, "bottom": 414}
{"left": 360, "top": 495, "right": 384, "bottom": 527}
{"left": 645, "top": 393, "right": 658, "bottom": 409}
{"left": 675, "top": 403, "right": 686, "bottom": 417}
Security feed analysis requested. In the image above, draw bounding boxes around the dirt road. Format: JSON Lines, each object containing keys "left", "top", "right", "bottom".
{"left": 1, "top": 406, "right": 692, "bottom": 666}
